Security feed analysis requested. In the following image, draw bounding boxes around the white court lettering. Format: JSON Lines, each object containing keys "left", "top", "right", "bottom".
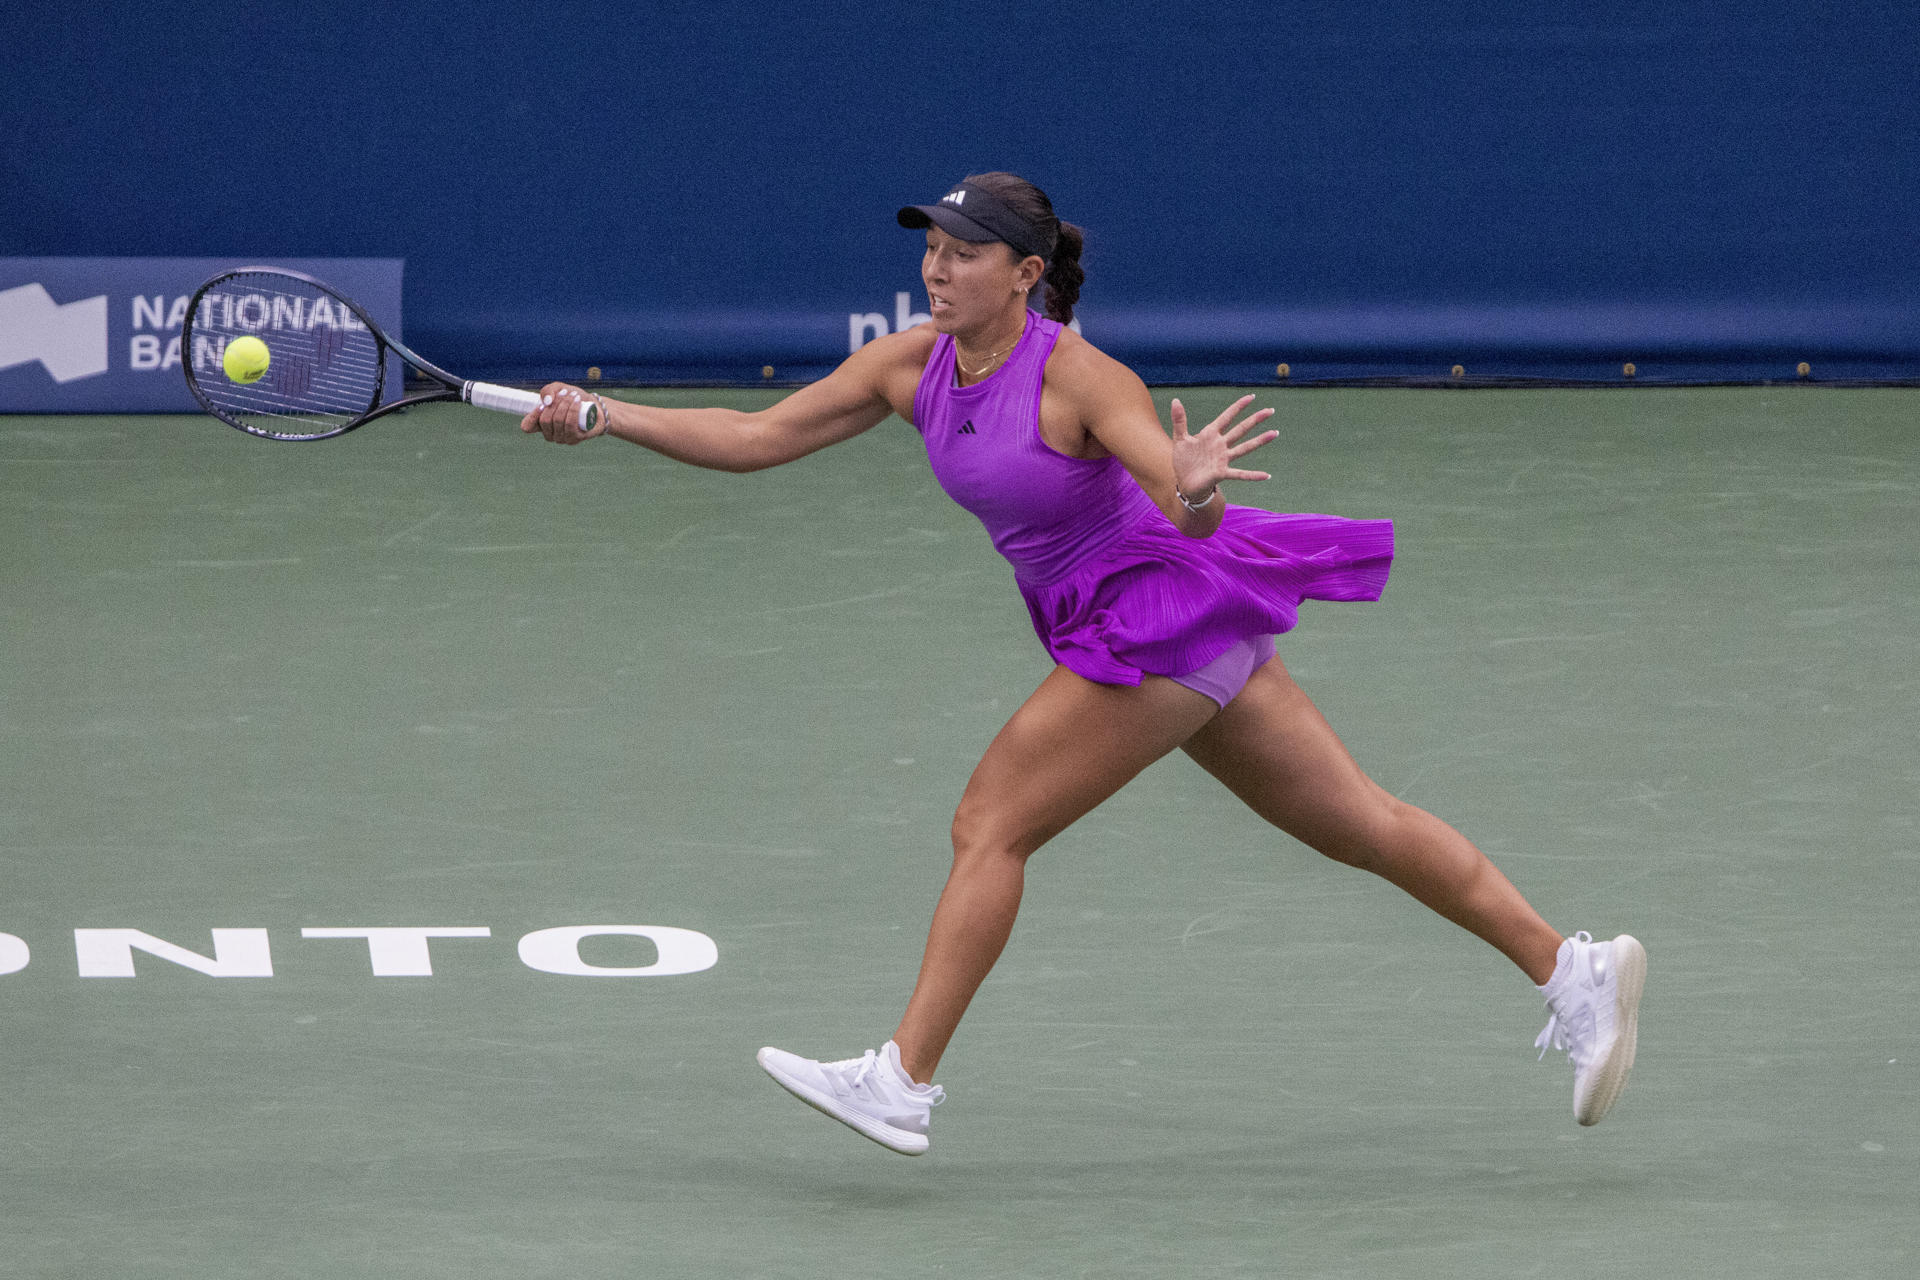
{"left": 0, "top": 925, "right": 720, "bottom": 978}
{"left": 75, "top": 928, "right": 275, "bottom": 978}
{"left": 301, "top": 926, "right": 492, "bottom": 976}
{"left": 518, "top": 925, "right": 719, "bottom": 977}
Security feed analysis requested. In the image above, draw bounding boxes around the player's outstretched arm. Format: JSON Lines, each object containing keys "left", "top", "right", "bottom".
{"left": 519, "top": 328, "right": 932, "bottom": 472}
{"left": 1054, "top": 341, "right": 1276, "bottom": 537}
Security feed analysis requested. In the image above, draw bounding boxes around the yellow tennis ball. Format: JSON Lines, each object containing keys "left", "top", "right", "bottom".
{"left": 223, "top": 335, "right": 271, "bottom": 384}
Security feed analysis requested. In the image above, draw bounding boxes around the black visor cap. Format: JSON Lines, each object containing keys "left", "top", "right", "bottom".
{"left": 898, "top": 181, "right": 1052, "bottom": 262}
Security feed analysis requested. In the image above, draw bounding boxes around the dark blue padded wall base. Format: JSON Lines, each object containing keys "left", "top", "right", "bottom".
{"left": 5, "top": 3, "right": 1916, "bottom": 386}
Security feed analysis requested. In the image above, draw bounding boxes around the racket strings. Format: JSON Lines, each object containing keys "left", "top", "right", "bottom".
{"left": 187, "top": 272, "right": 384, "bottom": 439}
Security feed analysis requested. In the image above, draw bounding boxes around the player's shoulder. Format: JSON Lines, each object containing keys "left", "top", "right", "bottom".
{"left": 1043, "top": 320, "right": 1149, "bottom": 406}
{"left": 853, "top": 322, "right": 940, "bottom": 371}
{"left": 815, "top": 323, "right": 937, "bottom": 420}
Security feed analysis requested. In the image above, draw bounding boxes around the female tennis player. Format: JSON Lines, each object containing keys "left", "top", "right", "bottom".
{"left": 521, "top": 173, "right": 1646, "bottom": 1155}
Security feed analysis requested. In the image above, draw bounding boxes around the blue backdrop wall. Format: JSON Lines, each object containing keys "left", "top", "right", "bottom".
{"left": 5, "top": 0, "right": 1917, "bottom": 387}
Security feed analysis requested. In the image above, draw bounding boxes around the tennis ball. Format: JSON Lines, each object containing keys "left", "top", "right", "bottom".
{"left": 224, "top": 335, "right": 271, "bottom": 384}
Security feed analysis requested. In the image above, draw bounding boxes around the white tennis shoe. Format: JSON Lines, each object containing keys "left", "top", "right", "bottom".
{"left": 1535, "top": 931, "right": 1648, "bottom": 1125}
{"left": 756, "top": 1040, "right": 945, "bottom": 1155}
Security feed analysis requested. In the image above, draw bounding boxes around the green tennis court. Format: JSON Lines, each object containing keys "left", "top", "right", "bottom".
{"left": 3, "top": 387, "right": 1914, "bottom": 1277}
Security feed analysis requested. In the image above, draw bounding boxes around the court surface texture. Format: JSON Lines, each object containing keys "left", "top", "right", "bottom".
{"left": 3, "top": 387, "right": 1914, "bottom": 1277}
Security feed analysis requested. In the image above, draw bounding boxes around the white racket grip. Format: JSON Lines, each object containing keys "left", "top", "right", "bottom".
{"left": 464, "top": 381, "right": 598, "bottom": 432}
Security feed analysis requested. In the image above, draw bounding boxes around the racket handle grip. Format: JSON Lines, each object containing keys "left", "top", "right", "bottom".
{"left": 464, "top": 381, "right": 598, "bottom": 432}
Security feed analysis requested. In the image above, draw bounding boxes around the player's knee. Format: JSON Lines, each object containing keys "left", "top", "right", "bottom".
{"left": 949, "top": 801, "right": 1040, "bottom": 868}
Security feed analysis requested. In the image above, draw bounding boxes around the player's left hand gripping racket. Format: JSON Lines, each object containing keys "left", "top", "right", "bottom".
{"left": 181, "top": 266, "right": 596, "bottom": 442}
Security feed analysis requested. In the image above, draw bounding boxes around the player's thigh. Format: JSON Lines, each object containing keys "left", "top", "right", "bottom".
{"left": 1178, "top": 654, "right": 1397, "bottom": 856}
{"left": 955, "top": 665, "right": 1219, "bottom": 858}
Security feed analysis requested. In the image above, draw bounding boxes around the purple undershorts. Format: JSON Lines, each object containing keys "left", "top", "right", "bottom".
{"left": 1169, "top": 634, "right": 1276, "bottom": 709}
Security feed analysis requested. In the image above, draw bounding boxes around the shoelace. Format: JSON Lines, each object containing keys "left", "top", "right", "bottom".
{"left": 1537, "top": 994, "right": 1600, "bottom": 1062}
{"left": 1535, "top": 931, "right": 1599, "bottom": 1061}
{"left": 843, "top": 1049, "right": 946, "bottom": 1106}
{"left": 1535, "top": 1013, "right": 1568, "bottom": 1061}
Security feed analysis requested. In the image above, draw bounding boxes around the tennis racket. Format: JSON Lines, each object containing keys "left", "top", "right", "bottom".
{"left": 180, "top": 266, "right": 596, "bottom": 442}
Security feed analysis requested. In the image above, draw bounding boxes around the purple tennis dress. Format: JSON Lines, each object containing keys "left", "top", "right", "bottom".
{"left": 910, "top": 311, "right": 1394, "bottom": 689}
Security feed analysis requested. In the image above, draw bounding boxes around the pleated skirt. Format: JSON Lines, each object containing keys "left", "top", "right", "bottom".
{"left": 1015, "top": 506, "right": 1395, "bottom": 687}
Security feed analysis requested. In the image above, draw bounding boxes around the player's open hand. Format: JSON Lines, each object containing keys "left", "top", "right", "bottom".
{"left": 521, "top": 383, "right": 610, "bottom": 444}
{"left": 1169, "top": 394, "right": 1277, "bottom": 503}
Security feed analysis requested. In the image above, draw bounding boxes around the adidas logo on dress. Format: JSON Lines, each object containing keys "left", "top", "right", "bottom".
{"left": 957, "top": 420, "right": 976, "bottom": 435}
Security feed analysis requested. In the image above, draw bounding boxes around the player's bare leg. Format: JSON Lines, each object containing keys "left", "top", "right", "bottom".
{"left": 1179, "top": 653, "right": 1564, "bottom": 982}
{"left": 890, "top": 666, "right": 1221, "bottom": 1083}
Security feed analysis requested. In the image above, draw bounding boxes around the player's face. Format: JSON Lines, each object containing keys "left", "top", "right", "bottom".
{"left": 922, "top": 226, "right": 1029, "bottom": 336}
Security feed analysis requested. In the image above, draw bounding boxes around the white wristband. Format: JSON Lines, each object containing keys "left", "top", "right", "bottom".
{"left": 1176, "top": 485, "right": 1218, "bottom": 512}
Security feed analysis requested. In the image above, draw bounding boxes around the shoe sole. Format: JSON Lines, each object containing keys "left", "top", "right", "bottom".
{"left": 756, "top": 1048, "right": 930, "bottom": 1155}
{"left": 1577, "top": 934, "right": 1647, "bottom": 1126}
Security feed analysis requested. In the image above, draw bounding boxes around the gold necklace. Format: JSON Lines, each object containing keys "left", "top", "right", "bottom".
{"left": 956, "top": 334, "right": 1021, "bottom": 379}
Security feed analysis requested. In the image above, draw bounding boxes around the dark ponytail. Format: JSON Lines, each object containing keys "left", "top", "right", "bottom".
{"left": 964, "top": 171, "right": 1086, "bottom": 325}
{"left": 1041, "top": 221, "right": 1084, "bottom": 325}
